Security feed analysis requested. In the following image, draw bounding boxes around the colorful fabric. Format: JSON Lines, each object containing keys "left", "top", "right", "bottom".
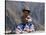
{"left": 16, "top": 22, "right": 34, "bottom": 33}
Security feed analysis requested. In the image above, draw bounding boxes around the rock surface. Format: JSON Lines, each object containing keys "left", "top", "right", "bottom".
{"left": 5, "top": 1, "right": 45, "bottom": 33}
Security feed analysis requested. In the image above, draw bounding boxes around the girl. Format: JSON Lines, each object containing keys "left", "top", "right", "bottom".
{"left": 16, "top": 8, "right": 35, "bottom": 34}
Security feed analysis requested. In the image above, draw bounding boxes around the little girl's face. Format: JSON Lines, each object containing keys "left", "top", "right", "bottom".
{"left": 23, "top": 11, "right": 29, "bottom": 17}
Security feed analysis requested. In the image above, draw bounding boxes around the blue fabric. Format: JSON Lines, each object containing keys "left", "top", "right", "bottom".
{"left": 16, "top": 22, "right": 32, "bottom": 31}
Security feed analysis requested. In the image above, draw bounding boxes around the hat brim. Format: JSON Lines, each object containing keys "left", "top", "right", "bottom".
{"left": 22, "top": 9, "right": 30, "bottom": 13}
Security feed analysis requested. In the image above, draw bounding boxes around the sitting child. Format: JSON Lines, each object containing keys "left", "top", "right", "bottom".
{"left": 16, "top": 8, "right": 35, "bottom": 34}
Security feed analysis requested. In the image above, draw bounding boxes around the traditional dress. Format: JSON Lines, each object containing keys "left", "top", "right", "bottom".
{"left": 16, "top": 15, "right": 35, "bottom": 34}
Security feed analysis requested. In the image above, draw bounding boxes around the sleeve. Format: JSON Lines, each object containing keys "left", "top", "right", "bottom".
{"left": 29, "top": 24, "right": 35, "bottom": 32}
{"left": 16, "top": 24, "right": 23, "bottom": 34}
